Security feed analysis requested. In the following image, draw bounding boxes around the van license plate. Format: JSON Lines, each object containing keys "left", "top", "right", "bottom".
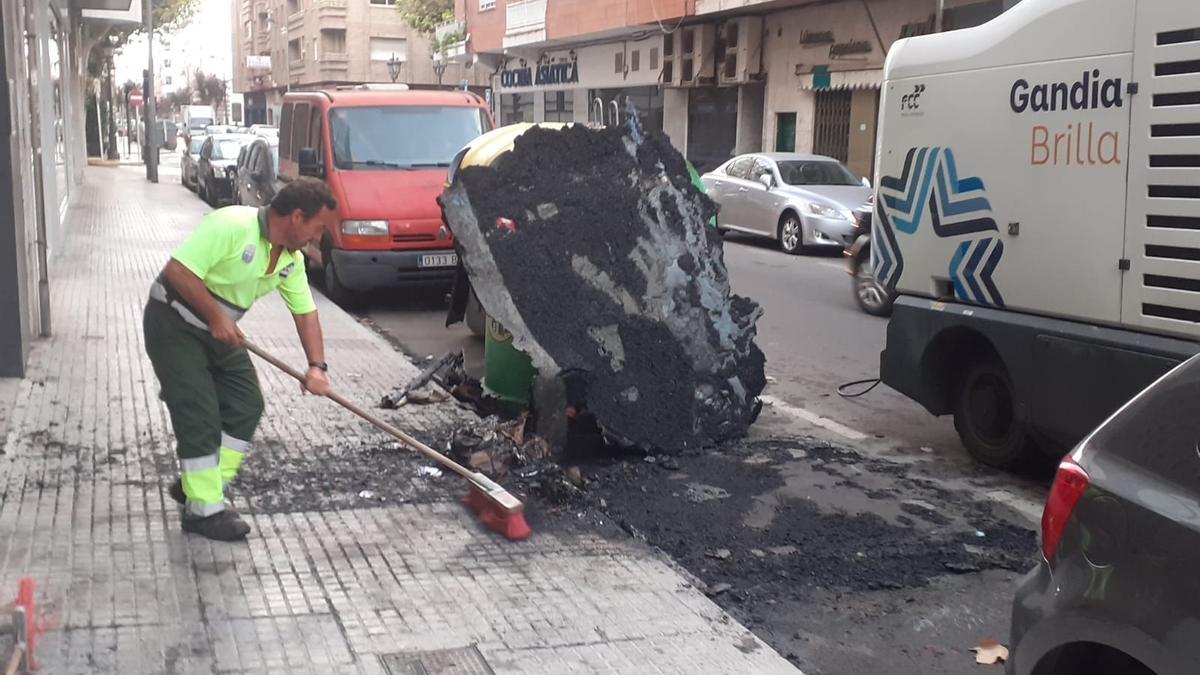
{"left": 419, "top": 253, "right": 457, "bottom": 268}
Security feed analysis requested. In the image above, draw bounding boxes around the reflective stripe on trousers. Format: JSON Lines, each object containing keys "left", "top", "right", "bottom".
{"left": 219, "top": 432, "right": 251, "bottom": 483}
{"left": 180, "top": 452, "right": 225, "bottom": 517}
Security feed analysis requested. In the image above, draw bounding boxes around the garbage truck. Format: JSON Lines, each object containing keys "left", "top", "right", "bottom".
{"left": 873, "top": 0, "right": 1200, "bottom": 468}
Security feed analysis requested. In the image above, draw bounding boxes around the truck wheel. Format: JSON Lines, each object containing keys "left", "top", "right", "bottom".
{"left": 322, "top": 257, "right": 361, "bottom": 310}
{"left": 853, "top": 246, "right": 895, "bottom": 317}
{"left": 953, "top": 360, "right": 1038, "bottom": 470}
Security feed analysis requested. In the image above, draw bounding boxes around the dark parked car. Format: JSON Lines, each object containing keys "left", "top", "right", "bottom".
{"left": 1009, "top": 354, "right": 1200, "bottom": 675}
{"left": 235, "top": 137, "right": 281, "bottom": 208}
{"left": 180, "top": 136, "right": 205, "bottom": 191}
{"left": 197, "top": 133, "right": 254, "bottom": 207}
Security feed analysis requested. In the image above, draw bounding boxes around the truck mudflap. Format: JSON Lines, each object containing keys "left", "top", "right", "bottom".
{"left": 881, "top": 296, "right": 1200, "bottom": 448}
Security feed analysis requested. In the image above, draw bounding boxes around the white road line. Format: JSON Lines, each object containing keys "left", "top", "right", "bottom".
{"left": 760, "top": 395, "right": 868, "bottom": 441}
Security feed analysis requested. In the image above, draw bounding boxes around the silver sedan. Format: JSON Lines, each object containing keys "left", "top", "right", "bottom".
{"left": 702, "top": 153, "right": 872, "bottom": 254}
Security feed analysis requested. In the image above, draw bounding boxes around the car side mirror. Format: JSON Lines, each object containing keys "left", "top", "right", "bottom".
{"left": 861, "top": 176, "right": 872, "bottom": 188}
{"left": 758, "top": 174, "right": 774, "bottom": 190}
{"left": 298, "top": 147, "right": 323, "bottom": 178}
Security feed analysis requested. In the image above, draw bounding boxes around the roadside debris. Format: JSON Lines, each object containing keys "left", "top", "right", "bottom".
{"left": 971, "top": 640, "right": 1009, "bottom": 665}
{"left": 441, "top": 123, "right": 766, "bottom": 452}
{"left": 380, "top": 351, "right": 464, "bottom": 409}
{"left": 415, "top": 466, "right": 443, "bottom": 478}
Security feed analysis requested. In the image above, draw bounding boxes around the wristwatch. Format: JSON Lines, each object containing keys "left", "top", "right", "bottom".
{"left": 309, "top": 361, "right": 329, "bottom": 372}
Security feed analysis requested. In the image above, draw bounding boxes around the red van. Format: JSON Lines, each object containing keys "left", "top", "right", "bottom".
{"left": 278, "top": 86, "right": 493, "bottom": 306}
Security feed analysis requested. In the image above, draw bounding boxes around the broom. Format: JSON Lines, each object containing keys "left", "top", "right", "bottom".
{"left": 244, "top": 340, "right": 531, "bottom": 541}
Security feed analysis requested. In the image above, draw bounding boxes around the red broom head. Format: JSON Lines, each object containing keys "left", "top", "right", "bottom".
{"left": 463, "top": 486, "right": 532, "bottom": 541}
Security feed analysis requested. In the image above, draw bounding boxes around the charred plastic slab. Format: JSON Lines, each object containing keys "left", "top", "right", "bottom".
{"left": 441, "top": 125, "right": 765, "bottom": 451}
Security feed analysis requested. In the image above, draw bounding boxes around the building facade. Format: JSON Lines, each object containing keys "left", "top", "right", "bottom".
{"left": 0, "top": 0, "right": 136, "bottom": 376}
{"left": 232, "top": 0, "right": 492, "bottom": 127}
{"left": 457, "top": 0, "right": 1019, "bottom": 177}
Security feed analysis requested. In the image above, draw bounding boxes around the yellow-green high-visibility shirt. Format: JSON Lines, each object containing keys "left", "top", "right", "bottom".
{"left": 171, "top": 205, "right": 317, "bottom": 316}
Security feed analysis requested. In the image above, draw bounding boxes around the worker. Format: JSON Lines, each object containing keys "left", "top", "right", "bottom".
{"left": 143, "top": 178, "right": 338, "bottom": 541}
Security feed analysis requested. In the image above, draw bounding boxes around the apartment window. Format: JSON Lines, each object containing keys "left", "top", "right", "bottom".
{"left": 321, "top": 29, "right": 346, "bottom": 55}
{"left": 165, "top": 75, "right": 172, "bottom": 85}
{"left": 369, "top": 37, "right": 408, "bottom": 61}
{"left": 287, "top": 0, "right": 300, "bottom": 14}
{"left": 163, "top": 58, "right": 171, "bottom": 68}
{"left": 259, "top": 11, "right": 268, "bottom": 29}
{"left": 244, "top": 20, "right": 252, "bottom": 38}
{"left": 630, "top": 50, "right": 640, "bottom": 72}
{"left": 288, "top": 38, "right": 302, "bottom": 62}
{"left": 614, "top": 51, "right": 624, "bottom": 74}
{"left": 544, "top": 91, "right": 573, "bottom": 122}
{"left": 650, "top": 47, "right": 659, "bottom": 71}
{"left": 369, "top": 0, "right": 396, "bottom": 4}
{"left": 479, "top": 0, "right": 496, "bottom": 9}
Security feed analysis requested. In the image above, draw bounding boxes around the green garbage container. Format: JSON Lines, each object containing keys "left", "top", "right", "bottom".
{"left": 483, "top": 314, "right": 536, "bottom": 410}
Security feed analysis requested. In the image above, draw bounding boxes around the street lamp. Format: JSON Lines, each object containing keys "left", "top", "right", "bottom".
{"left": 386, "top": 53, "right": 403, "bottom": 83}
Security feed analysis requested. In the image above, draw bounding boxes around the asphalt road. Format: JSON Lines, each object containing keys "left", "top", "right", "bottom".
{"left": 342, "top": 231, "right": 1049, "bottom": 675}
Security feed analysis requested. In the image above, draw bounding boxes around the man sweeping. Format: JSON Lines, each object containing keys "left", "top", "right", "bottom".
{"left": 144, "top": 178, "right": 338, "bottom": 541}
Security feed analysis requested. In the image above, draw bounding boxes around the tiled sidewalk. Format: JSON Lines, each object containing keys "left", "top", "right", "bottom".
{"left": 0, "top": 167, "right": 797, "bottom": 674}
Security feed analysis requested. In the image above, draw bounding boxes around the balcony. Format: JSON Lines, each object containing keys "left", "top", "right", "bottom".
{"left": 314, "top": 0, "right": 348, "bottom": 21}
{"left": 318, "top": 52, "right": 350, "bottom": 70}
{"left": 505, "top": 0, "right": 546, "bottom": 47}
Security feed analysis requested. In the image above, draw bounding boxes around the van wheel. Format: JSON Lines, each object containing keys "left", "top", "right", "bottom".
{"left": 853, "top": 246, "right": 894, "bottom": 317}
{"left": 464, "top": 289, "right": 485, "bottom": 338}
{"left": 322, "top": 257, "right": 361, "bottom": 310}
{"left": 953, "top": 360, "right": 1039, "bottom": 470}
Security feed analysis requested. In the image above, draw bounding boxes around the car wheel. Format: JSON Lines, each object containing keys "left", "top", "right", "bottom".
{"left": 953, "top": 360, "right": 1040, "bottom": 470}
{"left": 853, "top": 247, "right": 895, "bottom": 317}
{"left": 778, "top": 213, "right": 804, "bottom": 255}
{"left": 322, "top": 256, "right": 361, "bottom": 310}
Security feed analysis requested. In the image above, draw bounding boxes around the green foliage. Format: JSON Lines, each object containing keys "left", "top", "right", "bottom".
{"left": 395, "top": 0, "right": 454, "bottom": 36}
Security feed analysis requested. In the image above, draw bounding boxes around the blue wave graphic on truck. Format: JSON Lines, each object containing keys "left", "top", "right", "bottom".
{"left": 874, "top": 146, "right": 1005, "bottom": 307}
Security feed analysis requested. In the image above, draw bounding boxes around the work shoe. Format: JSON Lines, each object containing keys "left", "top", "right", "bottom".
{"left": 181, "top": 510, "right": 251, "bottom": 541}
{"left": 168, "top": 478, "right": 238, "bottom": 515}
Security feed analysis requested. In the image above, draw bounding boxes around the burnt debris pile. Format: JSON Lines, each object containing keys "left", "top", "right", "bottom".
{"left": 441, "top": 124, "right": 766, "bottom": 452}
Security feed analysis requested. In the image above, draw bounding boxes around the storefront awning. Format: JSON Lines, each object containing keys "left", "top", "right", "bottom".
{"left": 799, "top": 68, "right": 883, "bottom": 91}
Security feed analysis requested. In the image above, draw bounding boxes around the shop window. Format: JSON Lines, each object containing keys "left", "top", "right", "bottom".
{"left": 501, "top": 94, "right": 533, "bottom": 124}
{"left": 813, "top": 90, "right": 852, "bottom": 163}
{"left": 589, "top": 87, "right": 663, "bottom": 133}
{"left": 545, "top": 91, "right": 574, "bottom": 122}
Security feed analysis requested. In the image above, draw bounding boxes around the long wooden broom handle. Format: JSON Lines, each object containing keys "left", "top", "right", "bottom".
{"left": 242, "top": 340, "right": 479, "bottom": 483}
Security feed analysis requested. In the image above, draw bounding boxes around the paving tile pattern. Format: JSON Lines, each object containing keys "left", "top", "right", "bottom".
{"left": 0, "top": 168, "right": 797, "bottom": 674}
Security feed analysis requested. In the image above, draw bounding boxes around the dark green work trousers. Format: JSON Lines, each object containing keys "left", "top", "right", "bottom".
{"left": 143, "top": 298, "right": 264, "bottom": 516}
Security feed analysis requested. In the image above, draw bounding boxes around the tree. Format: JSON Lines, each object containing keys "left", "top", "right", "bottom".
{"left": 395, "top": 0, "right": 454, "bottom": 36}
{"left": 192, "top": 71, "right": 227, "bottom": 121}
